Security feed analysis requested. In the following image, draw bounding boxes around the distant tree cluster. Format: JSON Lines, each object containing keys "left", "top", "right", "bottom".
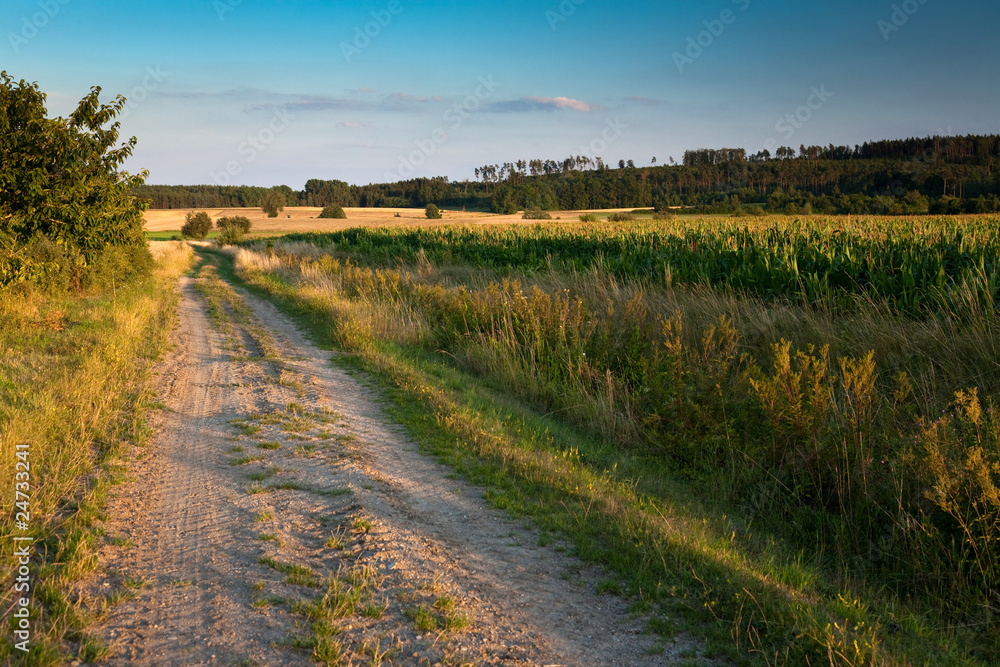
{"left": 132, "top": 134, "right": 1000, "bottom": 217}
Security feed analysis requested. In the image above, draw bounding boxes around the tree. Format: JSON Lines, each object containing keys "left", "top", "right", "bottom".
{"left": 318, "top": 205, "right": 347, "bottom": 219}
{"left": 425, "top": 203, "right": 442, "bottom": 219}
{"left": 261, "top": 189, "right": 285, "bottom": 218}
{"left": 216, "top": 216, "right": 252, "bottom": 233}
{"left": 181, "top": 212, "right": 213, "bottom": 239}
{"left": 0, "top": 71, "right": 148, "bottom": 260}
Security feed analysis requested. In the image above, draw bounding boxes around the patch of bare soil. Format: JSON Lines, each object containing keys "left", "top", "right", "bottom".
{"left": 89, "top": 265, "right": 695, "bottom": 665}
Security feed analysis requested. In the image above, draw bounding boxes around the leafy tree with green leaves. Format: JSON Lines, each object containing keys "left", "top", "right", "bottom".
{"left": 425, "top": 203, "right": 442, "bottom": 219}
{"left": 216, "top": 215, "right": 252, "bottom": 233}
{"left": 318, "top": 205, "right": 347, "bottom": 219}
{"left": 181, "top": 211, "right": 213, "bottom": 240}
{"left": 0, "top": 71, "right": 148, "bottom": 260}
{"left": 261, "top": 189, "right": 285, "bottom": 218}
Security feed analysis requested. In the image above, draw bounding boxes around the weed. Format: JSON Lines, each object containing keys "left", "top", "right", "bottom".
{"left": 230, "top": 455, "right": 266, "bottom": 466}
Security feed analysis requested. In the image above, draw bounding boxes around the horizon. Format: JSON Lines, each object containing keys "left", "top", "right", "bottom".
{"left": 6, "top": 0, "right": 999, "bottom": 189}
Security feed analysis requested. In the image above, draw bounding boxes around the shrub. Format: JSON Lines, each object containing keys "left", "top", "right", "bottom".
{"left": 607, "top": 212, "right": 636, "bottom": 222}
{"left": 652, "top": 211, "right": 675, "bottom": 221}
{"left": 262, "top": 190, "right": 285, "bottom": 218}
{"left": 181, "top": 212, "right": 213, "bottom": 240}
{"left": 425, "top": 203, "right": 443, "bottom": 220}
{"left": 217, "top": 216, "right": 252, "bottom": 234}
{"left": 319, "top": 205, "right": 347, "bottom": 219}
{"left": 578, "top": 214, "right": 599, "bottom": 222}
{"left": 523, "top": 209, "right": 552, "bottom": 220}
{"left": 216, "top": 227, "right": 245, "bottom": 246}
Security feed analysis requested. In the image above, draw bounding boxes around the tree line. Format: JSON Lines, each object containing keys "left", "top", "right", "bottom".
{"left": 132, "top": 133, "right": 1000, "bottom": 216}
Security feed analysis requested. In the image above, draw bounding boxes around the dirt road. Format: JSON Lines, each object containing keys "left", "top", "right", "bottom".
{"left": 91, "top": 259, "right": 684, "bottom": 665}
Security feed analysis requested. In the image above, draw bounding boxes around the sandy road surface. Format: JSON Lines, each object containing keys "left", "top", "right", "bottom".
{"left": 90, "top": 259, "right": 684, "bottom": 665}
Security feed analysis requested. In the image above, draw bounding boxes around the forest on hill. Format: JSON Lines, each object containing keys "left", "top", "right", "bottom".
{"left": 134, "top": 134, "right": 1000, "bottom": 216}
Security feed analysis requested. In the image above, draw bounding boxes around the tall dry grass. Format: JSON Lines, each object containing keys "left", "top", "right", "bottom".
{"left": 234, "top": 238, "right": 1000, "bottom": 654}
{"left": 0, "top": 241, "right": 193, "bottom": 662}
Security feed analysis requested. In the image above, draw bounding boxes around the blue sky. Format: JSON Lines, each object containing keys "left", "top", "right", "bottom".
{"left": 5, "top": 0, "right": 998, "bottom": 187}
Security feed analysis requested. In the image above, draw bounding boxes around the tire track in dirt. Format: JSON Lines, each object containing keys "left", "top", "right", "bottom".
{"left": 90, "top": 260, "right": 695, "bottom": 665}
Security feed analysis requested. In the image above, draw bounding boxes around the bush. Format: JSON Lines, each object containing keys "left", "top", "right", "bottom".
{"left": 523, "top": 209, "right": 552, "bottom": 220}
{"left": 578, "top": 214, "right": 599, "bottom": 222}
{"left": 426, "top": 203, "right": 443, "bottom": 220}
{"left": 607, "top": 212, "right": 636, "bottom": 222}
{"left": 216, "top": 227, "right": 245, "bottom": 246}
{"left": 652, "top": 211, "right": 675, "bottom": 221}
{"left": 217, "top": 216, "right": 252, "bottom": 233}
{"left": 319, "top": 205, "right": 347, "bottom": 219}
{"left": 181, "top": 212, "right": 213, "bottom": 240}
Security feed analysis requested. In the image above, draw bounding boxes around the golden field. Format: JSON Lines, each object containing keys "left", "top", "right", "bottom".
{"left": 142, "top": 206, "right": 645, "bottom": 232}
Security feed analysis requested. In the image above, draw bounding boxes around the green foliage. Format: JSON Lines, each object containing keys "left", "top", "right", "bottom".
{"left": 181, "top": 211, "right": 213, "bottom": 240}
{"left": 282, "top": 216, "right": 1000, "bottom": 316}
{"left": 578, "top": 214, "right": 599, "bottom": 222}
{"left": 425, "top": 203, "right": 442, "bottom": 220}
{"left": 216, "top": 227, "right": 245, "bottom": 246}
{"left": 522, "top": 208, "right": 552, "bottom": 220}
{"left": 0, "top": 71, "right": 148, "bottom": 286}
{"left": 318, "top": 205, "right": 347, "bottom": 219}
{"left": 607, "top": 212, "right": 636, "bottom": 222}
{"left": 261, "top": 189, "right": 285, "bottom": 218}
{"left": 217, "top": 215, "right": 252, "bottom": 233}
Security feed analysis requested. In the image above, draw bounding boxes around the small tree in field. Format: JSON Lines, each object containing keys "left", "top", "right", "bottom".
{"left": 319, "top": 205, "right": 347, "bottom": 219}
{"left": 261, "top": 190, "right": 284, "bottom": 218}
{"left": 181, "top": 212, "right": 213, "bottom": 240}
{"left": 425, "top": 203, "right": 442, "bottom": 219}
{"left": 216, "top": 216, "right": 252, "bottom": 233}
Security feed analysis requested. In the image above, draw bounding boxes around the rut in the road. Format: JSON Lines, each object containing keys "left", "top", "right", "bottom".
{"left": 89, "top": 257, "right": 685, "bottom": 665}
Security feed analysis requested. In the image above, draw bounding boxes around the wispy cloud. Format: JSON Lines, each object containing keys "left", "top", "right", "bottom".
{"left": 490, "top": 96, "right": 594, "bottom": 113}
{"left": 624, "top": 96, "right": 665, "bottom": 107}
{"left": 160, "top": 86, "right": 439, "bottom": 113}
{"left": 337, "top": 120, "right": 370, "bottom": 128}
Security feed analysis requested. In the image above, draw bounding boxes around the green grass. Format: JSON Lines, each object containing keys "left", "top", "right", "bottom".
{"left": 144, "top": 230, "right": 221, "bottom": 241}
{"left": 257, "top": 556, "right": 321, "bottom": 588}
{"left": 203, "top": 237, "right": 1000, "bottom": 666}
{"left": 0, "top": 242, "right": 193, "bottom": 662}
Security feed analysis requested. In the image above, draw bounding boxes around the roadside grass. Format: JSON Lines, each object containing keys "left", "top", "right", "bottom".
{"left": 210, "top": 242, "right": 995, "bottom": 666}
{"left": 0, "top": 242, "right": 194, "bottom": 663}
